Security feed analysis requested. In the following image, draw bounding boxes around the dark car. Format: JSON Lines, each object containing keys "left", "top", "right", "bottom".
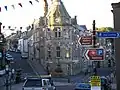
{"left": 74, "top": 83, "right": 91, "bottom": 90}
{"left": 16, "top": 49, "right": 21, "bottom": 53}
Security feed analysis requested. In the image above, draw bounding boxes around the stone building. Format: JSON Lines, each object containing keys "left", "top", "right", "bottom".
{"left": 31, "top": 0, "right": 90, "bottom": 76}
{"left": 6, "top": 31, "right": 22, "bottom": 50}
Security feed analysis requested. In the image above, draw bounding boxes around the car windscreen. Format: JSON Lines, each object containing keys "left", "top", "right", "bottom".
{"left": 7, "top": 55, "right": 12, "bottom": 58}
{"left": 24, "top": 79, "right": 42, "bottom": 87}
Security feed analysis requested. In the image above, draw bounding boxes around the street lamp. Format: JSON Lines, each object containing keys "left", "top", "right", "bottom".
{"left": 5, "top": 65, "right": 9, "bottom": 90}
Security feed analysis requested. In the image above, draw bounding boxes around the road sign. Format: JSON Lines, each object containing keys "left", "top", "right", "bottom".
{"left": 97, "top": 32, "right": 120, "bottom": 38}
{"left": 78, "top": 36, "right": 92, "bottom": 45}
{"left": 90, "top": 76, "right": 101, "bottom": 90}
{"left": 84, "top": 48, "right": 105, "bottom": 61}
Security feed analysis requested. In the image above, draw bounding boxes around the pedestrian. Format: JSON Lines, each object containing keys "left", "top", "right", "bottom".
{"left": 93, "top": 67, "right": 97, "bottom": 75}
{"left": 110, "top": 73, "right": 114, "bottom": 83}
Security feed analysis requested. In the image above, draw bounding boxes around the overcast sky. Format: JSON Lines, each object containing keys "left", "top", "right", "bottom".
{"left": 0, "top": 0, "right": 119, "bottom": 36}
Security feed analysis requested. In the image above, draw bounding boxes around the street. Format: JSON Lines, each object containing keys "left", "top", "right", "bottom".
{"left": 0, "top": 52, "right": 76, "bottom": 90}
{"left": 9, "top": 52, "right": 36, "bottom": 77}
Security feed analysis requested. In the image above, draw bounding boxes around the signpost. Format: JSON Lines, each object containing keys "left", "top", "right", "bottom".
{"left": 84, "top": 48, "right": 105, "bottom": 61}
{"left": 97, "top": 32, "right": 120, "bottom": 38}
{"left": 90, "top": 76, "right": 101, "bottom": 90}
{"left": 78, "top": 36, "right": 92, "bottom": 45}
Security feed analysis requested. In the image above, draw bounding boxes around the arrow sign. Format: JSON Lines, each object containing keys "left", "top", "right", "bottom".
{"left": 78, "top": 36, "right": 92, "bottom": 45}
{"left": 84, "top": 48, "right": 105, "bottom": 61}
{"left": 97, "top": 32, "right": 120, "bottom": 38}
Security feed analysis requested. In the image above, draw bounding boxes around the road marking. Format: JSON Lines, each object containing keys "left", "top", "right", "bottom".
{"left": 27, "top": 59, "right": 39, "bottom": 77}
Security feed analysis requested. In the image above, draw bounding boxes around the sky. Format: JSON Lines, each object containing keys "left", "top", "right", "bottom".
{"left": 0, "top": 0, "right": 119, "bottom": 36}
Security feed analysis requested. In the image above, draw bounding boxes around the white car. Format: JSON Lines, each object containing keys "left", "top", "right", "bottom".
{"left": 6, "top": 55, "right": 14, "bottom": 61}
{"left": 0, "top": 69, "right": 5, "bottom": 76}
{"left": 21, "top": 53, "right": 28, "bottom": 59}
{"left": 22, "top": 75, "right": 56, "bottom": 90}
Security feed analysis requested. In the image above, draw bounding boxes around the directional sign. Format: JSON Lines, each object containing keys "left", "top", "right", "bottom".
{"left": 78, "top": 36, "right": 92, "bottom": 45}
{"left": 97, "top": 32, "right": 120, "bottom": 38}
{"left": 84, "top": 48, "right": 105, "bottom": 61}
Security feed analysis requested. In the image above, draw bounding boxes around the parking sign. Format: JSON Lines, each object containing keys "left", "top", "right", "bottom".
{"left": 84, "top": 48, "right": 105, "bottom": 61}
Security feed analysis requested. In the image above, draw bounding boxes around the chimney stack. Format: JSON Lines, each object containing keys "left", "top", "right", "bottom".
{"left": 74, "top": 16, "right": 77, "bottom": 24}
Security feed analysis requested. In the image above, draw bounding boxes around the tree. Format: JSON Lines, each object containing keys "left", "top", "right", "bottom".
{"left": 97, "top": 27, "right": 113, "bottom": 32}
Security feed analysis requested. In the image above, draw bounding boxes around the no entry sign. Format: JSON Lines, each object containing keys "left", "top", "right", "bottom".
{"left": 84, "top": 48, "right": 105, "bottom": 61}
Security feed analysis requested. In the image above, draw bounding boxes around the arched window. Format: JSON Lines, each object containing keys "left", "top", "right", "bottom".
{"left": 56, "top": 46, "right": 60, "bottom": 57}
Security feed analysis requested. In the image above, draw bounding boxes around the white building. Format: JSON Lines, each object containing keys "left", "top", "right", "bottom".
{"left": 18, "top": 30, "right": 32, "bottom": 53}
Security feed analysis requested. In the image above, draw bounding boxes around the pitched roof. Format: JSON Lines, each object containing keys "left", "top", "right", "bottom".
{"left": 47, "top": 0, "right": 70, "bottom": 18}
{"left": 79, "top": 25, "right": 87, "bottom": 31}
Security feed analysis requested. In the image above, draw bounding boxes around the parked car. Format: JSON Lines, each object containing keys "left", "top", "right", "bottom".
{"left": 6, "top": 53, "right": 11, "bottom": 57}
{"left": 6, "top": 54, "right": 14, "bottom": 63}
{"left": 74, "top": 83, "right": 91, "bottom": 90}
{"left": 22, "top": 75, "right": 56, "bottom": 90}
{"left": 16, "top": 49, "right": 21, "bottom": 53}
{"left": 21, "top": 53, "right": 28, "bottom": 59}
{"left": 0, "top": 69, "right": 5, "bottom": 76}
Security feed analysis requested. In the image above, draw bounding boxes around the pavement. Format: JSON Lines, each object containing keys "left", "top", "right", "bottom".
{"left": 27, "top": 58, "right": 91, "bottom": 83}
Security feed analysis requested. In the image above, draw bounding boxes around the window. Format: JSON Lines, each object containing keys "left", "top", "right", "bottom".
{"left": 43, "top": 80, "right": 47, "bottom": 86}
{"left": 54, "top": 27, "right": 61, "bottom": 38}
{"left": 56, "top": 46, "right": 60, "bottom": 57}
{"left": 42, "top": 79, "right": 50, "bottom": 86}
{"left": 58, "top": 31, "right": 61, "bottom": 37}
{"left": 55, "top": 32, "right": 57, "bottom": 37}
{"left": 54, "top": 28, "right": 57, "bottom": 37}
{"left": 65, "top": 48, "right": 70, "bottom": 58}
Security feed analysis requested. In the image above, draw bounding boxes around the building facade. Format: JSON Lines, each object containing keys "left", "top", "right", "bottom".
{"left": 31, "top": 0, "right": 91, "bottom": 76}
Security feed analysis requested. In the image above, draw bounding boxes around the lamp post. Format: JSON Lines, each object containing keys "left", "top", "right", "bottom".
{"left": 5, "top": 65, "right": 9, "bottom": 90}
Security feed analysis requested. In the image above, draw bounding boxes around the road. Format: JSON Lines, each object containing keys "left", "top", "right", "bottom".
{"left": 0, "top": 52, "right": 36, "bottom": 90}
{"left": 9, "top": 52, "right": 36, "bottom": 77}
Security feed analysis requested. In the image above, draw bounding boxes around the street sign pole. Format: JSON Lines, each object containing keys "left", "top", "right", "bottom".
{"left": 92, "top": 20, "right": 99, "bottom": 75}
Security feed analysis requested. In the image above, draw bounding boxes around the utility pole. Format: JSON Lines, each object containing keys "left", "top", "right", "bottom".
{"left": 93, "top": 20, "right": 96, "bottom": 48}
{"left": 0, "top": 22, "right": 2, "bottom": 34}
{"left": 92, "top": 20, "right": 97, "bottom": 75}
